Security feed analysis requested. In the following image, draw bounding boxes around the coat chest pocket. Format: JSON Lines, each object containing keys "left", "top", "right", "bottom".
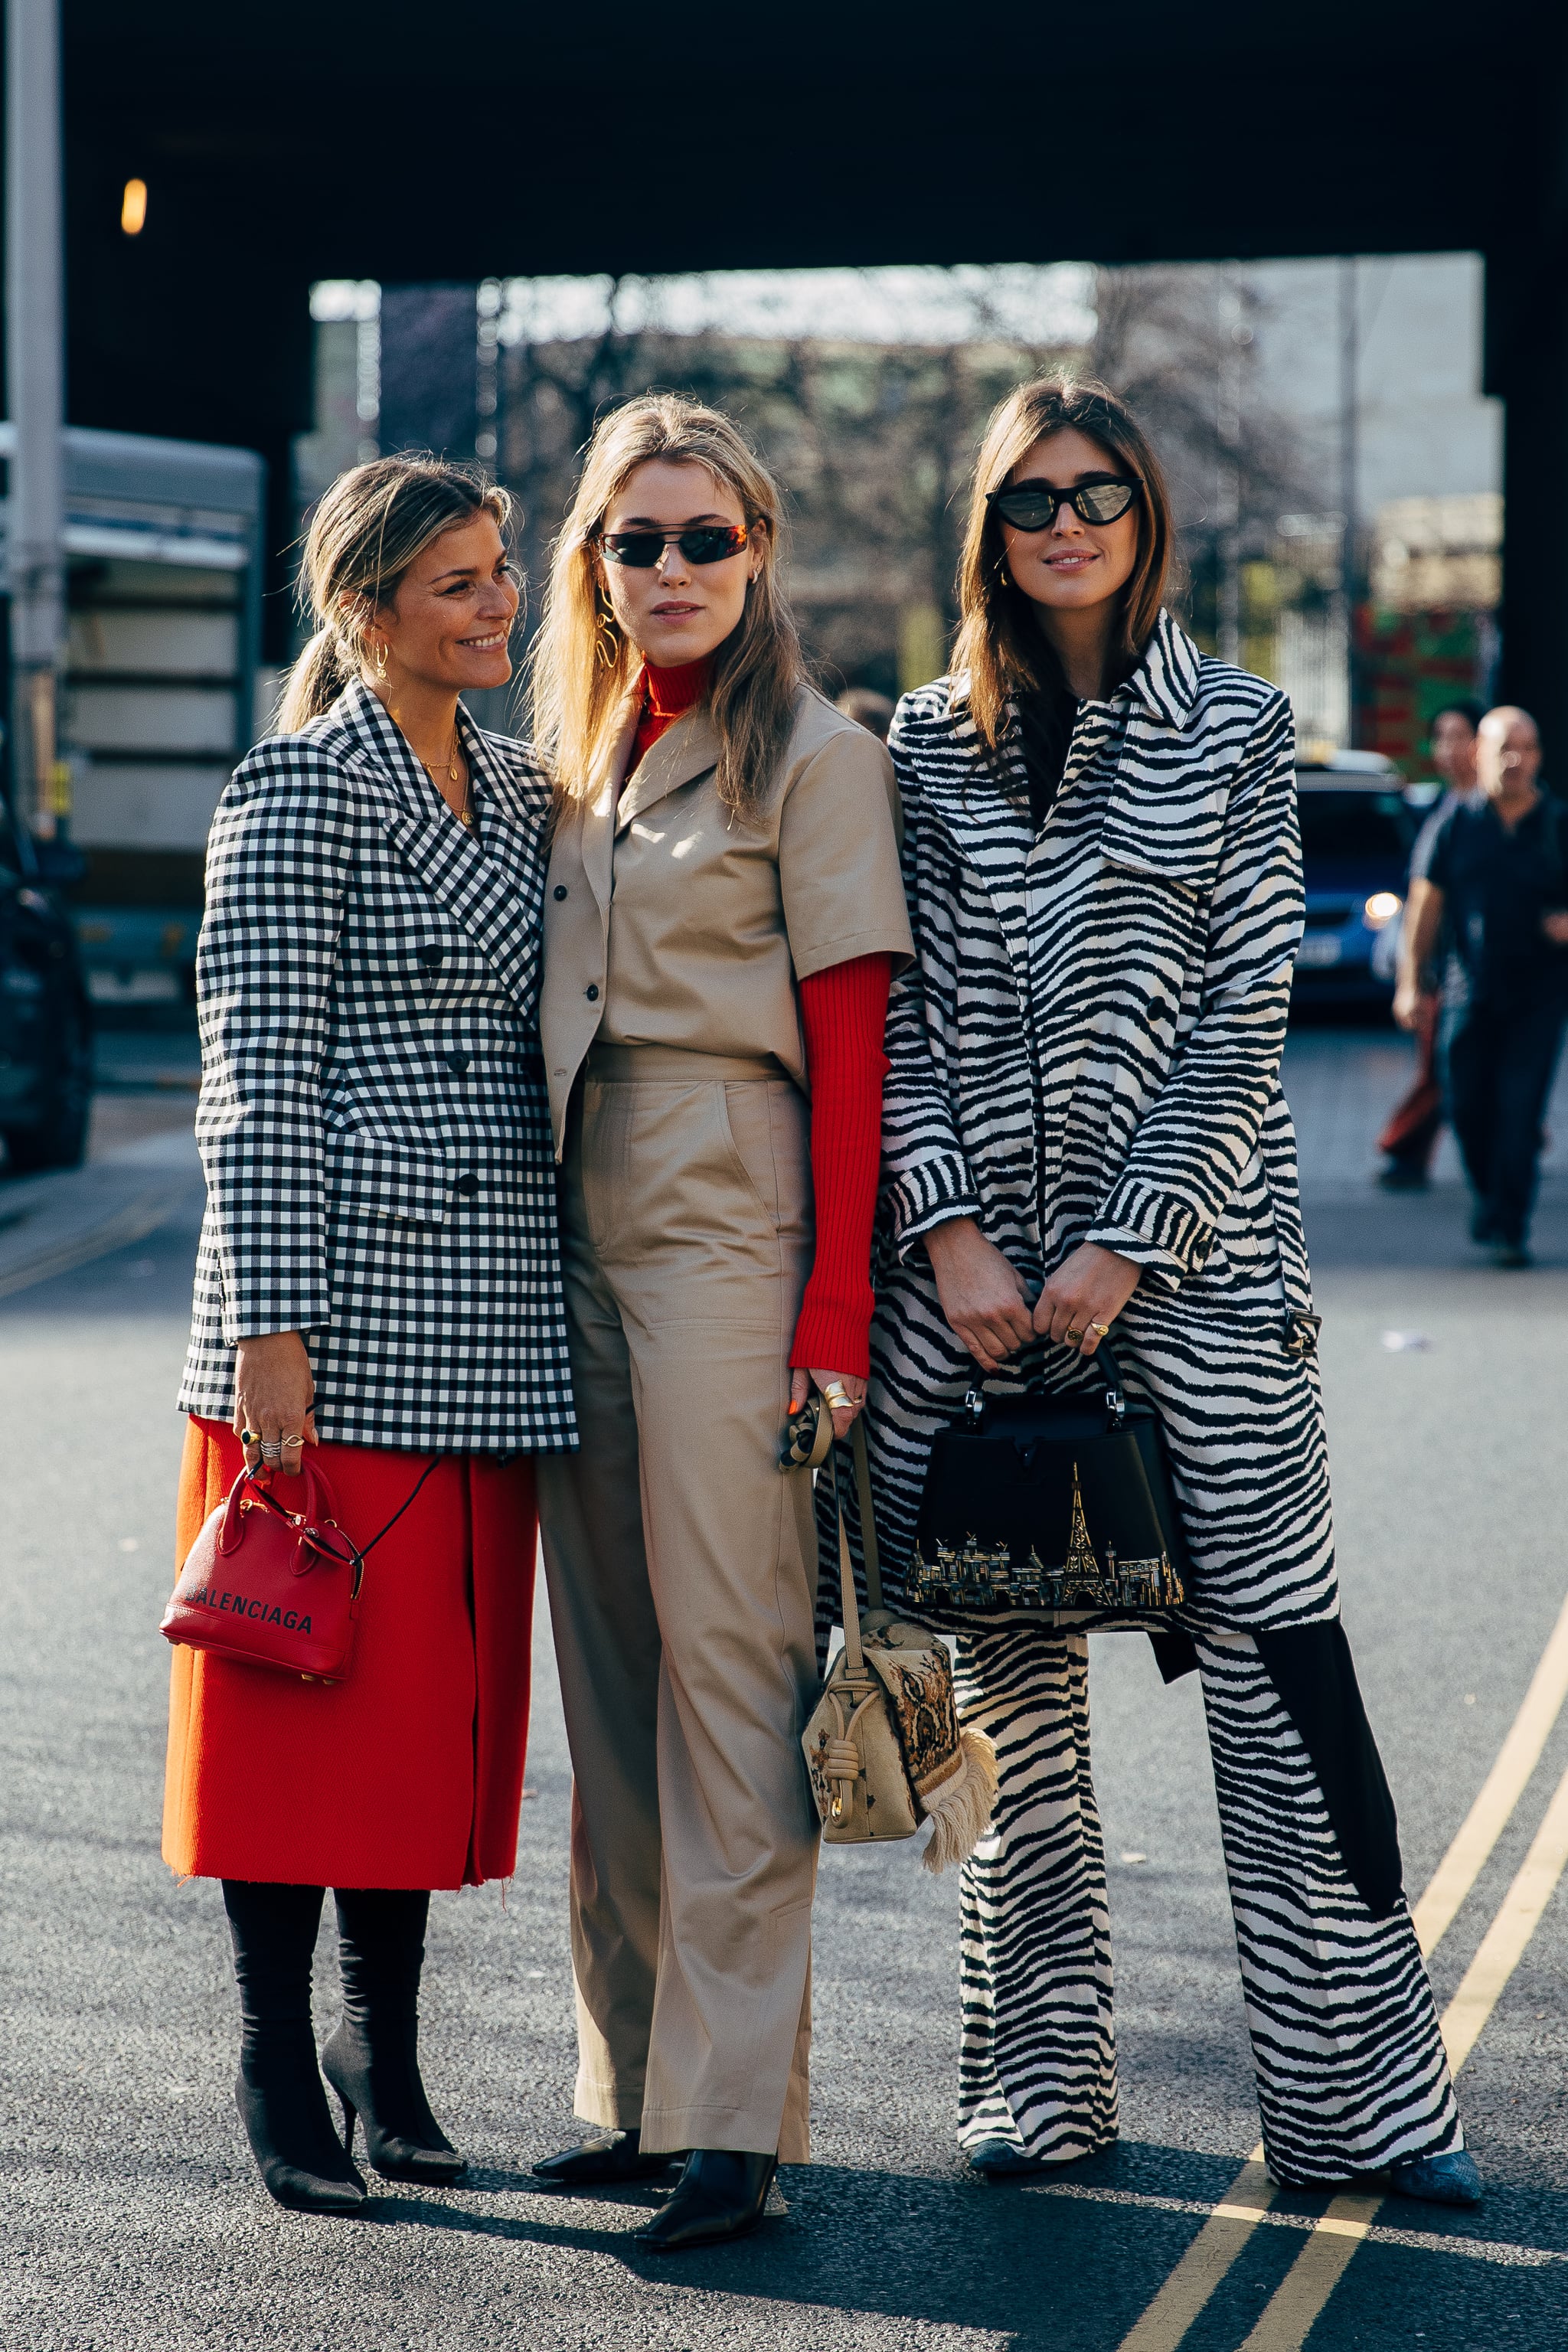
{"left": 325, "top": 1129, "right": 451, "bottom": 1226}
{"left": 1097, "top": 782, "right": 1228, "bottom": 896}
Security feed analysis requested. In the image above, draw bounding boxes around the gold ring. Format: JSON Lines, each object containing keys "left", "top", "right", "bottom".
{"left": 1089, "top": 1321, "right": 1111, "bottom": 1338}
{"left": 822, "top": 1381, "right": 851, "bottom": 1409}
{"left": 1064, "top": 1327, "right": 1084, "bottom": 1347}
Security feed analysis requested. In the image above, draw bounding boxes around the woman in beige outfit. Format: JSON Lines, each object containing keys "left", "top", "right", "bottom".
{"left": 530, "top": 397, "right": 911, "bottom": 2249}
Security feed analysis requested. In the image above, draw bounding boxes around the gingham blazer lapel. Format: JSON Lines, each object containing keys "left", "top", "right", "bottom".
{"left": 335, "top": 682, "right": 544, "bottom": 1013}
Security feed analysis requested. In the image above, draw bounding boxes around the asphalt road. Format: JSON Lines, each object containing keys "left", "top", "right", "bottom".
{"left": 2, "top": 1024, "right": 1567, "bottom": 2352}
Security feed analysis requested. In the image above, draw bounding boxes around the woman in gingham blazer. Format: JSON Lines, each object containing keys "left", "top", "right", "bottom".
{"left": 164, "top": 458, "right": 574, "bottom": 2216}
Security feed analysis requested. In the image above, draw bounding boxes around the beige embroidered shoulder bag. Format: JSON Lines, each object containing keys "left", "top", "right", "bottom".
{"left": 794, "top": 1408, "right": 998, "bottom": 1873}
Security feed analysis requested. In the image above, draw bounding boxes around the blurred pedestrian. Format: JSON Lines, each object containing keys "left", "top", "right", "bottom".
{"left": 529, "top": 397, "right": 910, "bottom": 2249}
{"left": 857, "top": 374, "right": 1478, "bottom": 2202}
{"left": 835, "top": 685, "right": 895, "bottom": 740}
{"left": 1396, "top": 704, "right": 1568, "bottom": 1266}
{"left": 1376, "top": 700, "right": 1483, "bottom": 1188}
{"left": 165, "top": 456, "right": 573, "bottom": 2213}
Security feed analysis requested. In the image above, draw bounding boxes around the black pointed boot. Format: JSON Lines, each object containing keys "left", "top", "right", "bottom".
{"left": 634, "top": 2150, "right": 778, "bottom": 2251}
{"left": 321, "top": 1888, "right": 466, "bottom": 2186}
{"left": 222, "top": 1880, "right": 367, "bottom": 2216}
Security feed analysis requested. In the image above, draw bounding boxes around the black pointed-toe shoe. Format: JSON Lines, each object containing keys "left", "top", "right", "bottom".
{"left": 634, "top": 2149, "right": 777, "bottom": 2252}
{"left": 532, "top": 2126, "right": 681, "bottom": 2190}
{"left": 321, "top": 2018, "right": 466, "bottom": 2187}
{"left": 235, "top": 2049, "right": 368, "bottom": 2216}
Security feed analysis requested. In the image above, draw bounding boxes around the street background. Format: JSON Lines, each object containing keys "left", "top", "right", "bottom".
{"left": 3, "top": 1018, "right": 1566, "bottom": 2352}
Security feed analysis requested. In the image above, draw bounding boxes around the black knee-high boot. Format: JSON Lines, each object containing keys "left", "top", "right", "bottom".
{"left": 221, "top": 1880, "right": 367, "bottom": 2215}
{"left": 320, "top": 1889, "right": 465, "bottom": 2184}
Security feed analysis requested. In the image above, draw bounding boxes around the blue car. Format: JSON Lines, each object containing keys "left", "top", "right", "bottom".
{"left": 1292, "top": 753, "right": 1423, "bottom": 1011}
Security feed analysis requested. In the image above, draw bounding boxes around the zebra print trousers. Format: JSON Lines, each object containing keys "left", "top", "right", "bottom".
{"left": 954, "top": 1622, "right": 1464, "bottom": 2184}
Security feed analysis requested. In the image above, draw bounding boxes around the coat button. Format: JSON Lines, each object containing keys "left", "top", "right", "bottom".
{"left": 585, "top": 983, "right": 599, "bottom": 1001}
{"left": 456, "top": 1170, "right": 480, "bottom": 1197}
{"left": 417, "top": 945, "right": 444, "bottom": 971}
{"left": 554, "top": 884, "right": 568, "bottom": 900}
{"left": 446, "top": 1052, "right": 471, "bottom": 1076}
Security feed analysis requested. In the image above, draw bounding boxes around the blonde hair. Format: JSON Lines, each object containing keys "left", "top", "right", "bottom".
{"left": 528, "top": 394, "right": 803, "bottom": 820}
{"left": 952, "top": 376, "right": 1173, "bottom": 751}
{"left": 277, "top": 455, "right": 512, "bottom": 733}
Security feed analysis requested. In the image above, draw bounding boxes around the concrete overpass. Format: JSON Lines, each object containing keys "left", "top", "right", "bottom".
{"left": 49, "top": 0, "right": 1568, "bottom": 750}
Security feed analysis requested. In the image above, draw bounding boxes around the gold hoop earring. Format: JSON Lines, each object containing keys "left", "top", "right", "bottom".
{"left": 594, "top": 599, "right": 618, "bottom": 672}
{"left": 371, "top": 637, "right": 388, "bottom": 683}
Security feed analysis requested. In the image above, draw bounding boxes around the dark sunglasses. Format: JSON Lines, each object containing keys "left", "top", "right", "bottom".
{"left": 599, "top": 524, "right": 751, "bottom": 569}
{"left": 986, "top": 478, "right": 1142, "bottom": 531}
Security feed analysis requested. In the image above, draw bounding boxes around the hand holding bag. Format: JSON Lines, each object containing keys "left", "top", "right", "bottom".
{"left": 795, "top": 1409, "right": 998, "bottom": 1873}
{"left": 161, "top": 1458, "right": 364, "bottom": 1681}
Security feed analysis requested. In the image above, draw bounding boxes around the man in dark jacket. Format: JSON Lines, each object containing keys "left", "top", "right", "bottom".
{"left": 1396, "top": 706, "right": 1568, "bottom": 1265}
{"left": 1376, "top": 699, "right": 1482, "bottom": 1188}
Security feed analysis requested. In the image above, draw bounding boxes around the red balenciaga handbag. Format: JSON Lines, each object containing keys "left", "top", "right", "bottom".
{"left": 161, "top": 1459, "right": 364, "bottom": 1683}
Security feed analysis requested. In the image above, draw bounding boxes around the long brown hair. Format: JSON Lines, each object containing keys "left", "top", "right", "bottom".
{"left": 952, "top": 376, "right": 1174, "bottom": 750}
{"left": 528, "top": 394, "right": 803, "bottom": 821}
{"left": 278, "top": 456, "right": 512, "bottom": 733}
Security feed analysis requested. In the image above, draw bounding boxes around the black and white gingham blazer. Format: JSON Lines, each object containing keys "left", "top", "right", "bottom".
{"left": 178, "top": 680, "right": 576, "bottom": 1454}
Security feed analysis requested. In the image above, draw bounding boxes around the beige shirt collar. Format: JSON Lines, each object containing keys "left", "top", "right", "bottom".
{"left": 582, "top": 691, "right": 724, "bottom": 913}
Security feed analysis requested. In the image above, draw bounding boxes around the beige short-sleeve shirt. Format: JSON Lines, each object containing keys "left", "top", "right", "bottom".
{"left": 541, "top": 684, "right": 913, "bottom": 1155}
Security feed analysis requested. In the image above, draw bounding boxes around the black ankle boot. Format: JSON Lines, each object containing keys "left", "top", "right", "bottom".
{"left": 222, "top": 1881, "right": 367, "bottom": 2216}
{"left": 322, "top": 1889, "right": 465, "bottom": 2186}
{"left": 634, "top": 2150, "right": 777, "bottom": 2251}
{"left": 533, "top": 2126, "right": 680, "bottom": 2189}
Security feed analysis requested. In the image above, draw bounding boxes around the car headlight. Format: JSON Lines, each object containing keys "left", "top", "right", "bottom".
{"left": 1364, "top": 891, "right": 1403, "bottom": 930}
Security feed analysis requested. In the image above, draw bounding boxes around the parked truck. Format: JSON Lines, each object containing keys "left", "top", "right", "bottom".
{"left": 7, "top": 424, "right": 267, "bottom": 1004}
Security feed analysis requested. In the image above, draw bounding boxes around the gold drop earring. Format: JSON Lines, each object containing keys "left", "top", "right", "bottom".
{"left": 372, "top": 636, "right": 389, "bottom": 683}
{"left": 594, "top": 595, "right": 619, "bottom": 671}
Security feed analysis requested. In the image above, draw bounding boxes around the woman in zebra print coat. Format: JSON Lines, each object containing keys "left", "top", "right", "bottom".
{"left": 858, "top": 377, "right": 1478, "bottom": 2201}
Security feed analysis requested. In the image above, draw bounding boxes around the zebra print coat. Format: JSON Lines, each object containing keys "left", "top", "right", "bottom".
{"left": 857, "top": 609, "right": 1337, "bottom": 1638}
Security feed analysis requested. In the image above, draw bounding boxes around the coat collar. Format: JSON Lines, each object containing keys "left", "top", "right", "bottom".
{"left": 1126, "top": 608, "right": 1204, "bottom": 730}
{"left": 917, "top": 608, "right": 1220, "bottom": 977}
{"left": 616, "top": 706, "right": 721, "bottom": 829}
{"left": 576, "top": 693, "right": 724, "bottom": 917}
{"left": 328, "top": 679, "right": 546, "bottom": 1014}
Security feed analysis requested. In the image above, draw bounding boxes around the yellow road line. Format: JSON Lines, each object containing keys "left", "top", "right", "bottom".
{"left": 1234, "top": 1761, "right": 1568, "bottom": 2352}
{"left": 1235, "top": 2196, "right": 1380, "bottom": 2351}
{"left": 1116, "top": 2158, "right": 1273, "bottom": 2352}
{"left": 1114, "top": 1592, "right": 1568, "bottom": 2352}
{"left": 1413, "top": 1587, "right": 1568, "bottom": 1956}
{"left": 1439, "top": 1759, "right": 1568, "bottom": 2073}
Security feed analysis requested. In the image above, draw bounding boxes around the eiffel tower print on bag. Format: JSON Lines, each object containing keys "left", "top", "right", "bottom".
{"left": 913, "top": 1340, "right": 1189, "bottom": 1614}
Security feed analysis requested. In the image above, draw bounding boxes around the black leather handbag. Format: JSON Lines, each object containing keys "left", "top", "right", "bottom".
{"left": 912, "top": 1341, "right": 1189, "bottom": 1614}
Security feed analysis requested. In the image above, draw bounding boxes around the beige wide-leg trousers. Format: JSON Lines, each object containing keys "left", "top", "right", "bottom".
{"left": 537, "top": 1047, "right": 822, "bottom": 2164}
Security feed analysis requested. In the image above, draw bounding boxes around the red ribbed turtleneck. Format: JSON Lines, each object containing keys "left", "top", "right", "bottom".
{"left": 628, "top": 653, "right": 890, "bottom": 1381}
{"left": 632, "top": 655, "right": 711, "bottom": 767}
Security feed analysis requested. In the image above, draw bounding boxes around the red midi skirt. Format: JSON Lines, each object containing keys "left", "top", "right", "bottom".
{"left": 163, "top": 1419, "right": 537, "bottom": 1890}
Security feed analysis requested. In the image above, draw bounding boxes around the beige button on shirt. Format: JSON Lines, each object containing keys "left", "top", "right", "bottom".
{"left": 541, "top": 682, "right": 913, "bottom": 1156}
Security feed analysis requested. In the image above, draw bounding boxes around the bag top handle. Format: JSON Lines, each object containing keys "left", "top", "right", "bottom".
{"left": 965, "top": 1335, "right": 1126, "bottom": 1431}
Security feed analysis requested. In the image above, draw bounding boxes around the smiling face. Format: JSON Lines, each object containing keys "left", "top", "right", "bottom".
{"left": 366, "top": 511, "right": 519, "bottom": 694}
{"left": 597, "top": 459, "right": 761, "bottom": 669}
{"left": 998, "top": 426, "right": 1142, "bottom": 622}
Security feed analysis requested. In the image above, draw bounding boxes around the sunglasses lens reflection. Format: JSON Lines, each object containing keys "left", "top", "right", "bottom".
{"left": 602, "top": 527, "right": 749, "bottom": 567}
{"left": 1075, "top": 482, "right": 1137, "bottom": 524}
{"left": 991, "top": 482, "right": 1138, "bottom": 530}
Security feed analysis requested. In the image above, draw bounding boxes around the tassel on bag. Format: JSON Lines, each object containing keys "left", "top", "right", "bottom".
{"left": 795, "top": 1408, "right": 998, "bottom": 1873}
